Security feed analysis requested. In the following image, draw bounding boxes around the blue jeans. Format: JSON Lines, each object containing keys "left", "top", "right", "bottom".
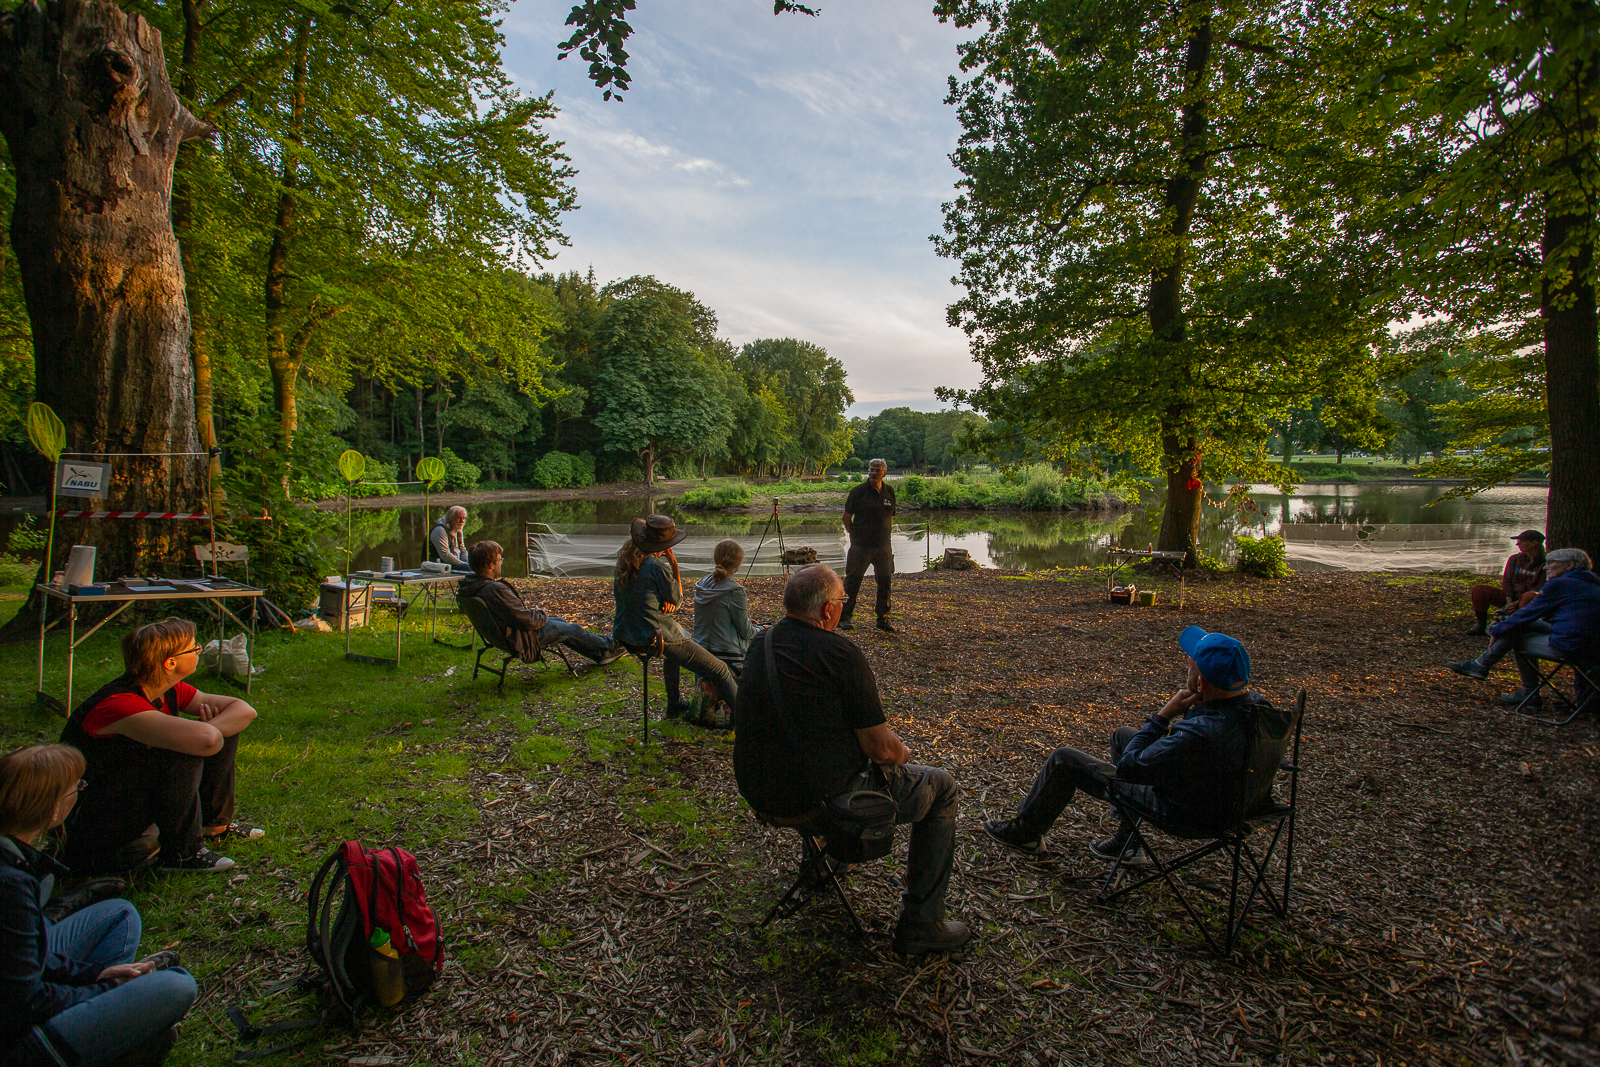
{"left": 1481, "top": 619, "right": 1554, "bottom": 691}
{"left": 542, "top": 617, "right": 615, "bottom": 662}
{"left": 8, "top": 900, "right": 197, "bottom": 1067}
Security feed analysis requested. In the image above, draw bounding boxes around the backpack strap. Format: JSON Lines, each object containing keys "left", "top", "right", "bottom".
{"left": 305, "top": 850, "right": 343, "bottom": 965}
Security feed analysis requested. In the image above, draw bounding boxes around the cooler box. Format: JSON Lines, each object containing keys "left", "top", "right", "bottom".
{"left": 319, "top": 581, "right": 370, "bottom": 630}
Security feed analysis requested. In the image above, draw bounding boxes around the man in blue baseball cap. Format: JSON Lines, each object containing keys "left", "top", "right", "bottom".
{"left": 984, "top": 625, "right": 1269, "bottom": 865}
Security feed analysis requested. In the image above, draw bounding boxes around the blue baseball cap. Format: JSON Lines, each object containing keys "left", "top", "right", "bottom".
{"left": 1178, "top": 625, "right": 1251, "bottom": 691}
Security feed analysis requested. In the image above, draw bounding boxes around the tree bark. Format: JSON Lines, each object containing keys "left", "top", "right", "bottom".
{"left": 172, "top": 0, "right": 222, "bottom": 507}
{"left": 263, "top": 14, "right": 309, "bottom": 452}
{"left": 0, "top": 0, "right": 212, "bottom": 634}
{"left": 641, "top": 442, "right": 656, "bottom": 487}
{"left": 1542, "top": 207, "right": 1600, "bottom": 560}
{"left": 1147, "top": 8, "right": 1211, "bottom": 566}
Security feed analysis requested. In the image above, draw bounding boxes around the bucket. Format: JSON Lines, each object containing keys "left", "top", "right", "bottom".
{"left": 1138, "top": 589, "right": 1158, "bottom": 606}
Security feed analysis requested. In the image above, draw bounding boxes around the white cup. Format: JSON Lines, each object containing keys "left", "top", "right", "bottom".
{"left": 380, "top": 556, "right": 395, "bottom": 572}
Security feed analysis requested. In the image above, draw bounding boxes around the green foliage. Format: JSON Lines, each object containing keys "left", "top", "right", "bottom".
{"left": 440, "top": 448, "right": 482, "bottom": 492}
{"left": 533, "top": 451, "right": 576, "bottom": 489}
{"left": 1234, "top": 535, "right": 1290, "bottom": 579}
{"left": 592, "top": 285, "right": 733, "bottom": 484}
{"left": 680, "top": 483, "right": 755, "bottom": 509}
{"left": 842, "top": 456, "right": 864, "bottom": 471}
{"left": 570, "top": 452, "right": 596, "bottom": 488}
{"left": 898, "top": 465, "right": 1129, "bottom": 510}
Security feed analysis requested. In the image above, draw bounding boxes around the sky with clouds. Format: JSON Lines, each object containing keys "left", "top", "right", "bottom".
{"left": 498, "top": 0, "right": 979, "bottom": 415}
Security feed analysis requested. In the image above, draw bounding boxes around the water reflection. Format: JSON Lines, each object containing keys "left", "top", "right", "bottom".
{"left": 326, "top": 480, "right": 1547, "bottom": 578}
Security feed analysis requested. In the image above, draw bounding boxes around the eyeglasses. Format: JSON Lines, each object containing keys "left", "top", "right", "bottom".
{"left": 175, "top": 645, "right": 204, "bottom": 658}
{"left": 69, "top": 779, "right": 86, "bottom": 796}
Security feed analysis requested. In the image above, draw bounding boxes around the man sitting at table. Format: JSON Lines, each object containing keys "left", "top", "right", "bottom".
{"left": 429, "top": 506, "right": 472, "bottom": 572}
{"left": 60, "top": 619, "right": 263, "bottom": 874}
{"left": 460, "top": 541, "right": 626, "bottom": 666}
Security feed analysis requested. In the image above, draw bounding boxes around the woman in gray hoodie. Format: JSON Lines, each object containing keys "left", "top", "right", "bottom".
{"left": 693, "top": 540, "right": 759, "bottom": 675}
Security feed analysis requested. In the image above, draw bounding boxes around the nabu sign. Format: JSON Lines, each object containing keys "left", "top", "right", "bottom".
{"left": 56, "top": 461, "right": 110, "bottom": 498}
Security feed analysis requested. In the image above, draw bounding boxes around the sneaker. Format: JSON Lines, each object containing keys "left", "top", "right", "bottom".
{"left": 43, "top": 877, "right": 128, "bottom": 923}
{"left": 134, "top": 949, "right": 182, "bottom": 972}
{"left": 1497, "top": 689, "right": 1542, "bottom": 707}
{"left": 205, "top": 823, "right": 265, "bottom": 844}
{"left": 596, "top": 645, "right": 630, "bottom": 666}
{"left": 1447, "top": 659, "right": 1489, "bottom": 681}
{"left": 837, "top": 619, "right": 854, "bottom": 632}
{"left": 982, "top": 819, "right": 1042, "bottom": 857}
{"left": 876, "top": 618, "right": 898, "bottom": 633}
{"left": 160, "top": 847, "right": 235, "bottom": 873}
{"left": 1089, "top": 834, "right": 1152, "bottom": 867}
{"left": 892, "top": 918, "right": 972, "bottom": 956}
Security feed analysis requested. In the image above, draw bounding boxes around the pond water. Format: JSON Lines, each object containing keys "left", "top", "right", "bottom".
{"left": 329, "top": 481, "right": 1550, "bottom": 581}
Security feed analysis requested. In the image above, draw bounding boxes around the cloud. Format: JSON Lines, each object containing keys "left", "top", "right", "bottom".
{"left": 500, "top": 0, "right": 977, "bottom": 410}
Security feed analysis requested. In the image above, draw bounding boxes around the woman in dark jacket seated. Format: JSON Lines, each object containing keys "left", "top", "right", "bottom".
{"left": 1, "top": 744, "right": 197, "bottom": 1066}
{"left": 613, "top": 516, "right": 738, "bottom": 719}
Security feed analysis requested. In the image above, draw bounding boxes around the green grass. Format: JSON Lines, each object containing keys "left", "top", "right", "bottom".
{"left": 0, "top": 590, "right": 742, "bottom": 1065}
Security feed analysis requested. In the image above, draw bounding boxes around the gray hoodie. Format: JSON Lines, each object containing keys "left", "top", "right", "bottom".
{"left": 693, "top": 575, "right": 756, "bottom": 667}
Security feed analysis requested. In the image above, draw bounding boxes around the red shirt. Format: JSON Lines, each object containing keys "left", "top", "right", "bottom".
{"left": 79, "top": 682, "right": 197, "bottom": 738}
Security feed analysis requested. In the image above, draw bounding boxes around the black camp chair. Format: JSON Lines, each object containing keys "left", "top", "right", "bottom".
{"left": 1509, "top": 647, "right": 1598, "bottom": 727}
{"left": 459, "top": 595, "right": 578, "bottom": 689}
{"left": 1096, "top": 690, "right": 1306, "bottom": 957}
{"left": 622, "top": 638, "right": 659, "bottom": 743}
{"left": 755, "top": 791, "right": 898, "bottom": 941}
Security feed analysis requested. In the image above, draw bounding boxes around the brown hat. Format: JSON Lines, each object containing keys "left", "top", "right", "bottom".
{"left": 631, "top": 514, "right": 686, "bottom": 552}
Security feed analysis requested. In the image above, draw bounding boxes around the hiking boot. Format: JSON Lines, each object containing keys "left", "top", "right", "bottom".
{"left": 837, "top": 619, "right": 854, "bottom": 632}
{"left": 1447, "top": 659, "right": 1489, "bottom": 681}
{"left": 983, "top": 819, "right": 1042, "bottom": 858}
{"left": 892, "top": 918, "right": 972, "bottom": 956}
{"left": 134, "top": 949, "right": 182, "bottom": 972}
{"left": 160, "top": 847, "right": 235, "bottom": 873}
{"left": 1465, "top": 622, "right": 1489, "bottom": 637}
{"left": 876, "top": 618, "right": 898, "bottom": 633}
{"left": 596, "top": 645, "right": 630, "bottom": 666}
{"left": 665, "top": 701, "right": 690, "bottom": 720}
{"left": 1089, "top": 833, "right": 1151, "bottom": 867}
{"left": 1497, "top": 689, "right": 1541, "bottom": 708}
{"left": 43, "top": 877, "right": 128, "bottom": 923}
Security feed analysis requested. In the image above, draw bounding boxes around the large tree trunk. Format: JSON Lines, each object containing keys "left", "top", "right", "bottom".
{"left": 264, "top": 14, "right": 309, "bottom": 453}
{"left": 1147, "top": 9, "right": 1210, "bottom": 566}
{"left": 641, "top": 442, "right": 656, "bottom": 487}
{"left": 0, "top": 0, "right": 211, "bottom": 636}
{"left": 1542, "top": 207, "right": 1600, "bottom": 560}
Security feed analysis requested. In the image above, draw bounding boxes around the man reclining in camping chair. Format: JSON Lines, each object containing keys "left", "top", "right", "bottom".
{"left": 459, "top": 541, "right": 626, "bottom": 670}
{"left": 983, "top": 625, "right": 1259, "bottom": 864}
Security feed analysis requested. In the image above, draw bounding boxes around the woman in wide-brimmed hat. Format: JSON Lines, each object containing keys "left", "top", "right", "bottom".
{"left": 613, "top": 516, "right": 738, "bottom": 719}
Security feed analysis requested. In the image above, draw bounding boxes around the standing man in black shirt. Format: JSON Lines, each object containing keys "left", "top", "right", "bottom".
{"left": 841, "top": 458, "right": 898, "bottom": 632}
{"left": 733, "top": 564, "right": 969, "bottom": 955}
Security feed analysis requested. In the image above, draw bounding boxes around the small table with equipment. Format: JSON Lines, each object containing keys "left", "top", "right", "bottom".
{"left": 35, "top": 577, "right": 266, "bottom": 715}
{"left": 341, "top": 568, "right": 469, "bottom": 667}
{"left": 1106, "top": 548, "right": 1188, "bottom": 606}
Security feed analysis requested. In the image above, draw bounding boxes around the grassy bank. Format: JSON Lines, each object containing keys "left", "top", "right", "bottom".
{"left": 681, "top": 467, "right": 1133, "bottom": 512}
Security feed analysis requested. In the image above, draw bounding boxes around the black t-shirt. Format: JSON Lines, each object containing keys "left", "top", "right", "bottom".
{"left": 844, "top": 481, "right": 896, "bottom": 545}
{"left": 732, "top": 617, "right": 887, "bottom": 818}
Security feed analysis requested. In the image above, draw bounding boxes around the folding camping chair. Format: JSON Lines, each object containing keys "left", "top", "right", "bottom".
{"left": 1096, "top": 690, "right": 1306, "bottom": 957}
{"left": 755, "top": 808, "right": 869, "bottom": 939}
{"left": 1508, "top": 640, "right": 1598, "bottom": 728}
{"left": 459, "top": 595, "right": 578, "bottom": 689}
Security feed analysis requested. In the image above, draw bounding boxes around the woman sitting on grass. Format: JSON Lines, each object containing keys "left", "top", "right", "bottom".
{"left": 613, "top": 515, "right": 738, "bottom": 719}
{"left": 1, "top": 743, "right": 197, "bottom": 1067}
{"left": 60, "top": 618, "right": 262, "bottom": 874}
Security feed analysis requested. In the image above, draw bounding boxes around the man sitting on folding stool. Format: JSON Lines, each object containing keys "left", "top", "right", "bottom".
{"left": 733, "top": 564, "right": 969, "bottom": 956}
{"left": 984, "top": 626, "right": 1260, "bottom": 865}
{"left": 1448, "top": 548, "right": 1599, "bottom": 710}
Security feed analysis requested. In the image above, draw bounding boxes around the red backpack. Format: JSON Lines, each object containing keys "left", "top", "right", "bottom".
{"left": 306, "top": 841, "right": 444, "bottom": 1025}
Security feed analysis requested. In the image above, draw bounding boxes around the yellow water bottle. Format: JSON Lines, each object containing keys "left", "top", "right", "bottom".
{"left": 368, "top": 928, "right": 405, "bottom": 1008}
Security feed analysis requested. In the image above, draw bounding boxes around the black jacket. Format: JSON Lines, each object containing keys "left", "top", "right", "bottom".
{"left": 0, "top": 836, "right": 112, "bottom": 1048}
{"left": 1114, "top": 691, "right": 1263, "bottom": 830}
{"left": 459, "top": 575, "right": 548, "bottom": 659}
